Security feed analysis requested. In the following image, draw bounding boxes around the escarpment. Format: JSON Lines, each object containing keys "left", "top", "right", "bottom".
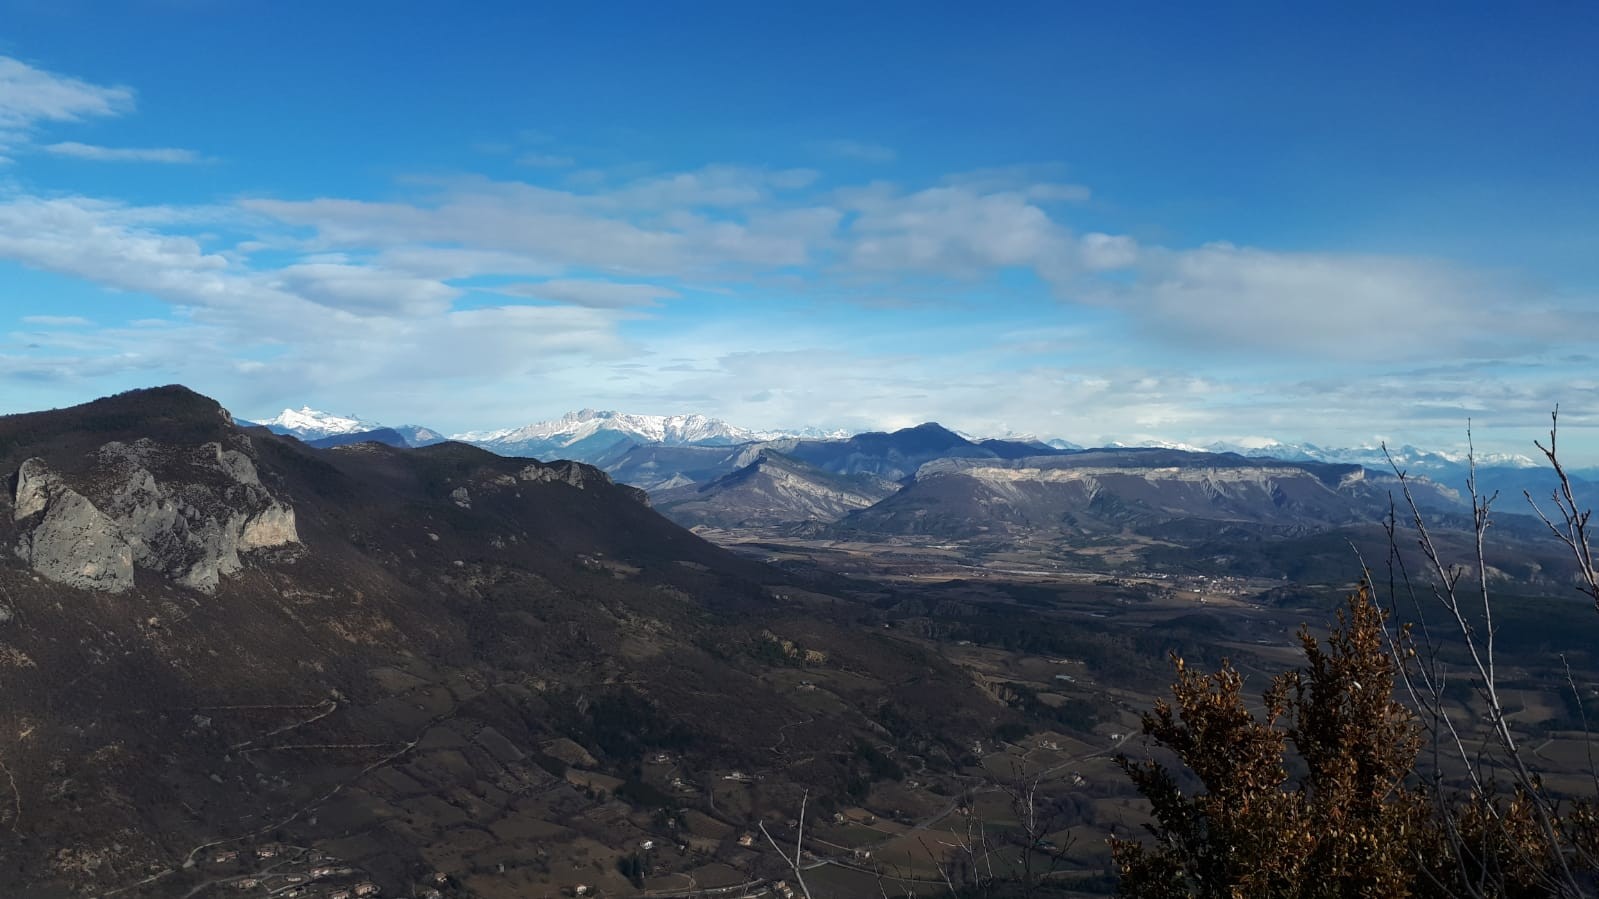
{"left": 9, "top": 437, "right": 299, "bottom": 593}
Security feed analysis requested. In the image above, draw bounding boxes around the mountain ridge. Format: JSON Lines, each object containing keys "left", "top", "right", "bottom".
{"left": 0, "top": 385, "right": 1005, "bottom": 896}
{"left": 652, "top": 449, "right": 901, "bottom": 529}
{"left": 243, "top": 405, "right": 1568, "bottom": 480}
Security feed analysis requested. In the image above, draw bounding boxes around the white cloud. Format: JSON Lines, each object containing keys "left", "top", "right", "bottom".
{"left": 0, "top": 195, "right": 471, "bottom": 332}
{"left": 587, "top": 337, "right": 1241, "bottom": 442}
{"left": 496, "top": 279, "right": 679, "bottom": 308}
{"left": 578, "top": 331, "right": 1599, "bottom": 460}
{"left": 374, "top": 246, "right": 559, "bottom": 279}
{"left": 241, "top": 170, "right": 837, "bottom": 275}
{"left": 232, "top": 166, "right": 1112, "bottom": 298}
{"left": 42, "top": 141, "right": 207, "bottom": 164}
{"left": 1079, "top": 232, "right": 1139, "bottom": 270}
{"left": 941, "top": 166, "right": 1091, "bottom": 203}
{"left": 0, "top": 191, "right": 637, "bottom": 418}
{"left": 20, "top": 314, "right": 92, "bottom": 326}
{"left": 0, "top": 56, "right": 133, "bottom": 131}
{"left": 0, "top": 196, "right": 251, "bottom": 310}
{"left": 1100, "top": 243, "right": 1573, "bottom": 359}
{"left": 844, "top": 184, "right": 1076, "bottom": 274}
{"left": 602, "top": 164, "right": 820, "bottom": 209}
{"left": 0, "top": 83, "right": 1585, "bottom": 459}
{"left": 271, "top": 262, "right": 460, "bottom": 316}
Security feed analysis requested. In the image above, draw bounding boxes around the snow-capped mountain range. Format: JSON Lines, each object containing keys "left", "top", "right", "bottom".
{"left": 456, "top": 409, "right": 839, "bottom": 447}
{"left": 248, "top": 406, "right": 846, "bottom": 454}
{"left": 454, "top": 409, "right": 848, "bottom": 458}
{"left": 1213, "top": 440, "right": 1539, "bottom": 471}
{"left": 248, "top": 403, "right": 1597, "bottom": 509}
{"left": 248, "top": 405, "right": 1559, "bottom": 482}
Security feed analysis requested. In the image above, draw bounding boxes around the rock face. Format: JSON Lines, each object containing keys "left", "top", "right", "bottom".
{"left": 517, "top": 460, "right": 607, "bottom": 488}
{"left": 12, "top": 459, "right": 135, "bottom": 592}
{"left": 514, "top": 460, "right": 649, "bottom": 504}
{"left": 9, "top": 438, "right": 299, "bottom": 594}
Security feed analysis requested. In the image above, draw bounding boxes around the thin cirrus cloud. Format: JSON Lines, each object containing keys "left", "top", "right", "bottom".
{"left": 1093, "top": 243, "right": 1580, "bottom": 361}
{"left": 0, "top": 57, "right": 206, "bottom": 165}
{"left": 495, "top": 279, "right": 680, "bottom": 308}
{"left": 11, "top": 164, "right": 1572, "bottom": 373}
{"left": 0, "top": 55, "right": 135, "bottom": 160}
{"left": 42, "top": 141, "right": 209, "bottom": 164}
{"left": 240, "top": 168, "right": 839, "bottom": 274}
{"left": 0, "top": 56, "right": 132, "bottom": 131}
{"left": 812, "top": 139, "right": 897, "bottom": 163}
{"left": 5, "top": 141, "right": 1577, "bottom": 352}
{"left": 21, "top": 314, "right": 93, "bottom": 327}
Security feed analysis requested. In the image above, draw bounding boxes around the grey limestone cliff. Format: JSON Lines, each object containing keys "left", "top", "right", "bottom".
{"left": 9, "top": 437, "right": 300, "bottom": 594}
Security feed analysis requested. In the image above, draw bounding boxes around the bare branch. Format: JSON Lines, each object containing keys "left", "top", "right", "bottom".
{"left": 759, "top": 791, "right": 814, "bottom": 899}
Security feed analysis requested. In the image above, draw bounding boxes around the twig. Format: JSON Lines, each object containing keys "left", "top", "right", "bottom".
{"left": 0, "top": 750, "right": 20, "bottom": 831}
{"left": 758, "top": 790, "right": 814, "bottom": 899}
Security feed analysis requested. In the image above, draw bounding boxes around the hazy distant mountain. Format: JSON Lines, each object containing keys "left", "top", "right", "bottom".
{"left": 1195, "top": 440, "right": 1586, "bottom": 505}
{"left": 779, "top": 422, "right": 1002, "bottom": 481}
{"left": 244, "top": 405, "right": 1585, "bottom": 505}
{"left": 1204, "top": 439, "right": 1538, "bottom": 472}
{"left": 962, "top": 429, "right": 1084, "bottom": 452}
{"left": 595, "top": 442, "right": 768, "bottom": 492}
{"left": 390, "top": 423, "right": 448, "bottom": 446}
{"left": 602, "top": 423, "right": 1071, "bottom": 495}
{"left": 977, "top": 437, "right": 1076, "bottom": 460}
{"left": 453, "top": 408, "right": 847, "bottom": 460}
{"left": 653, "top": 450, "right": 901, "bottom": 529}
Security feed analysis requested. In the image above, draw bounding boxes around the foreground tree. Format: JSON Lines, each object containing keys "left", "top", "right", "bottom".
{"left": 1111, "top": 585, "right": 1456, "bottom": 898}
{"left": 1114, "top": 413, "right": 1599, "bottom": 897}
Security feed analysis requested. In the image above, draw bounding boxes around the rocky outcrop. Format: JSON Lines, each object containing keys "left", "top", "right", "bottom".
{"left": 517, "top": 460, "right": 609, "bottom": 488}
{"left": 10, "top": 439, "right": 300, "bottom": 594}
{"left": 12, "top": 459, "right": 135, "bottom": 593}
{"left": 514, "top": 461, "right": 649, "bottom": 505}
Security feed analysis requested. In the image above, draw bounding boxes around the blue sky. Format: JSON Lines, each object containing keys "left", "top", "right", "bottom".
{"left": 0, "top": 1, "right": 1595, "bottom": 462}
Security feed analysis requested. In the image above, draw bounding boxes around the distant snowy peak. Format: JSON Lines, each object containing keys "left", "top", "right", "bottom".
{"left": 1083, "top": 437, "right": 1538, "bottom": 472}
{"left": 256, "top": 406, "right": 380, "bottom": 440}
{"left": 1106, "top": 438, "right": 1211, "bottom": 453}
{"left": 959, "top": 428, "right": 1082, "bottom": 451}
{"left": 391, "top": 424, "right": 447, "bottom": 447}
{"left": 454, "top": 409, "right": 846, "bottom": 449}
{"left": 251, "top": 407, "right": 446, "bottom": 447}
{"left": 783, "top": 425, "right": 856, "bottom": 440}
{"left": 1201, "top": 440, "right": 1540, "bottom": 471}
